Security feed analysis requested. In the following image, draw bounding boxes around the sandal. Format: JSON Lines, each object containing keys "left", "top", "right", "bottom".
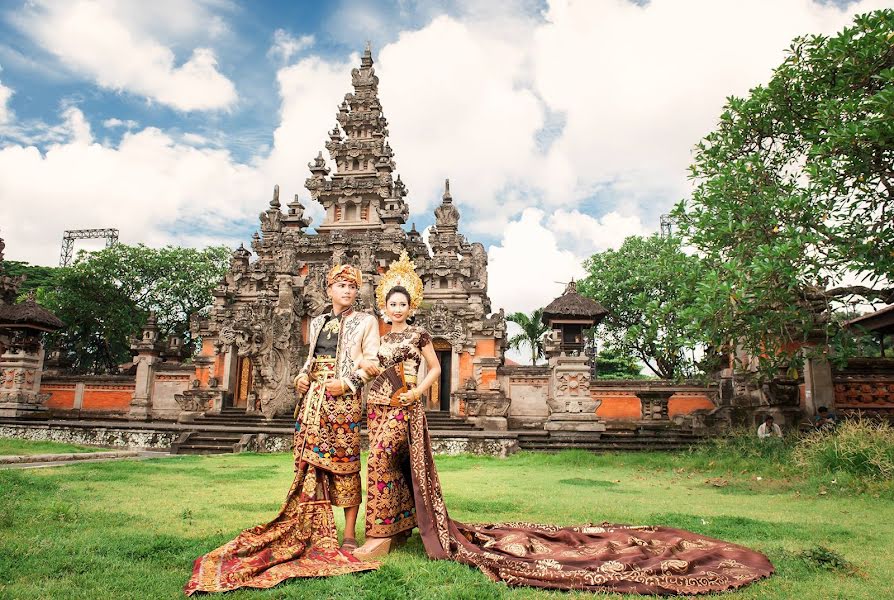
{"left": 340, "top": 537, "right": 358, "bottom": 552}
{"left": 352, "top": 536, "right": 394, "bottom": 561}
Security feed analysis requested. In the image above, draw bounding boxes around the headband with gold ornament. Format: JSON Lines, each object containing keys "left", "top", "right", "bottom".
{"left": 327, "top": 264, "right": 362, "bottom": 287}
{"left": 376, "top": 251, "right": 423, "bottom": 310}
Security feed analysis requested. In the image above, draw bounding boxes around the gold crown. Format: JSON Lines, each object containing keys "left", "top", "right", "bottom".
{"left": 376, "top": 251, "right": 423, "bottom": 310}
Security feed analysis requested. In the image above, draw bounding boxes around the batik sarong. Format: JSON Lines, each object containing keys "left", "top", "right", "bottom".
{"left": 365, "top": 402, "right": 416, "bottom": 537}
{"left": 407, "top": 408, "right": 775, "bottom": 595}
{"left": 184, "top": 360, "right": 374, "bottom": 595}
{"left": 295, "top": 357, "right": 362, "bottom": 507}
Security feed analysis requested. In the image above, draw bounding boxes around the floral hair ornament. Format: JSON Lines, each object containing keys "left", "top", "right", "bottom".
{"left": 327, "top": 264, "right": 362, "bottom": 287}
{"left": 376, "top": 251, "right": 423, "bottom": 310}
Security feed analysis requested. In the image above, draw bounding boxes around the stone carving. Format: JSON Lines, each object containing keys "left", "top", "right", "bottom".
{"left": 185, "top": 47, "right": 506, "bottom": 422}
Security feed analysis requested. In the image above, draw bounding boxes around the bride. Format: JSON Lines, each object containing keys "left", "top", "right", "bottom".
{"left": 354, "top": 252, "right": 774, "bottom": 594}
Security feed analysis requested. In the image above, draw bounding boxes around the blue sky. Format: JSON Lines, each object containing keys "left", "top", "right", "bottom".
{"left": 0, "top": 0, "right": 884, "bottom": 316}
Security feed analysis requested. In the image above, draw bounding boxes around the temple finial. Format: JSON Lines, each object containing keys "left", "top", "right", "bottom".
{"left": 361, "top": 41, "right": 373, "bottom": 68}
{"left": 443, "top": 178, "right": 452, "bottom": 202}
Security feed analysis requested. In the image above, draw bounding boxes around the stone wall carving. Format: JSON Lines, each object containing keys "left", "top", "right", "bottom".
{"left": 187, "top": 47, "right": 506, "bottom": 420}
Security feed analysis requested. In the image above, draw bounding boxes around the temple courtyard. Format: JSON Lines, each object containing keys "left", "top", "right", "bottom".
{"left": 1, "top": 438, "right": 891, "bottom": 600}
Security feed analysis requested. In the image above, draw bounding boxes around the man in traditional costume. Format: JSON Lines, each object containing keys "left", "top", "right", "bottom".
{"left": 293, "top": 264, "right": 380, "bottom": 550}
{"left": 184, "top": 264, "right": 379, "bottom": 595}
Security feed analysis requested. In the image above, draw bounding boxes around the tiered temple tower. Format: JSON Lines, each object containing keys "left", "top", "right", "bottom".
{"left": 185, "top": 46, "right": 508, "bottom": 422}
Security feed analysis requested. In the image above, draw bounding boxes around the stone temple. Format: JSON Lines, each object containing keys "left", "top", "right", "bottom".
{"left": 182, "top": 45, "right": 508, "bottom": 420}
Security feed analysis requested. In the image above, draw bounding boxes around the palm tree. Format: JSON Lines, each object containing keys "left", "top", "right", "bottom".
{"left": 507, "top": 308, "right": 550, "bottom": 365}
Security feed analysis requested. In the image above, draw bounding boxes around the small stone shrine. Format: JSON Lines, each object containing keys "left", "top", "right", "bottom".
{"left": 185, "top": 45, "right": 508, "bottom": 420}
{"left": 0, "top": 236, "right": 64, "bottom": 418}
{"left": 542, "top": 280, "right": 608, "bottom": 432}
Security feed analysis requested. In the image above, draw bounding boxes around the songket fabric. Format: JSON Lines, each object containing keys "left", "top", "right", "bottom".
{"left": 407, "top": 408, "right": 775, "bottom": 595}
{"left": 295, "top": 357, "right": 362, "bottom": 506}
{"left": 364, "top": 326, "right": 431, "bottom": 537}
{"left": 184, "top": 360, "right": 374, "bottom": 595}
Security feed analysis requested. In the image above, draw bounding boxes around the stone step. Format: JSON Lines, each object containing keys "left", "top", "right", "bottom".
{"left": 176, "top": 446, "right": 236, "bottom": 455}
{"left": 188, "top": 434, "right": 244, "bottom": 443}
{"left": 176, "top": 443, "right": 237, "bottom": 453}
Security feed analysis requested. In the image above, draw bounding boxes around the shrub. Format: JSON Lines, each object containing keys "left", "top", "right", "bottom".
{"left": 793, "top": 418, "right": 894, "bottom": 480}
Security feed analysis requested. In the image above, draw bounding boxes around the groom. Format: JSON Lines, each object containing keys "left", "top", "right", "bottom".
{"left": 294, "top": 264, "right": 379, "bottom": 550}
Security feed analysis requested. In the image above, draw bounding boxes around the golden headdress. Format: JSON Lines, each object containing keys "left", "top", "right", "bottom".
{"left": 376, "top": 251, "right": 423, "bottom": 310}
{"left": 327, "top": 264, "right": 362, "bottom": 287}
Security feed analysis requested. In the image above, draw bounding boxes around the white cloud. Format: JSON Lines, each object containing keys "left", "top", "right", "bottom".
{"left": 102, "top": 118, "right": 138, "bottom": 130}
{"left": 376, "top": 16, "right": 543, "bottom": 215}
{"left": 3, "top": 0, "right": 890, "bottom": 324}
{"left": 267, "top": 29, "right": 314, "bottom": 64}
{"left": 546, "top": 209, "right": 649, "bottom": 257}
{"left": 0, "top": 79, "right": 12, "bottom": 124}
{"left": 488, "top": 208, "right": 586, "bottom": 315}
{"left": 0, "top": 107, "right": 265, "bottom": 265}
{"left": 13, "top": 0, "right": 237, "bottom": 112}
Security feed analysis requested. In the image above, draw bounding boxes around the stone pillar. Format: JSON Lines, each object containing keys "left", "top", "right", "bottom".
{"left": 803, "top": 354, "right": 834, "bottom": 416}
{"left": 0, "top": 343, "right": 49, "bottom": 418}
{"left": 544, "top": 355, "right": 606, "bottom": 432}
{"left": 460, "top": 357, "right": 511, "bottom": 431}
{"left": 128, "top": 314, "right": 164, "bottom": 421}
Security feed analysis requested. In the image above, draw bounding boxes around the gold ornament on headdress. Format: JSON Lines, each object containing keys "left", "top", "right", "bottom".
{"left": 376, "top": 251, "right": 423, "bottom": 310}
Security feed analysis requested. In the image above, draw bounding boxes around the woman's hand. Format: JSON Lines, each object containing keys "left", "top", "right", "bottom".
{"left": 294, "top": 374, "right": 310, "bottom": 395}
{"left": 398, "top": 389, "right": 420, "bottom": 403}
{"left": 325, "top": 379, "right": 347, "bottom": 397}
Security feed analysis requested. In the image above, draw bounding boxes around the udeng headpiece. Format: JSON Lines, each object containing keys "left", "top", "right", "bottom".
{"left": 376, "top": 251, "right": 423, "bottom": 310}
{"left": 327, "top": 264, "right": 362, "bottom": 287}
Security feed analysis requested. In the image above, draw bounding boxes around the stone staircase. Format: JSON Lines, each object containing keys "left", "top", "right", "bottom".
{"left": 172, "top": 431, "right": 252, "bottom": 455}
{"left": 517, "top": 423, "right": 708, "bottom": 453}
{"left": 423, "top": 411, "right": 481, "bottom": 431}
{"left": 170, "top": 408, "right": 480, "bottom": 455}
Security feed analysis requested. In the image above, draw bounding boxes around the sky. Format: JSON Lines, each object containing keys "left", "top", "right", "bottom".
{"left": 0, "top": 0, "right": 888, "bottom": 320}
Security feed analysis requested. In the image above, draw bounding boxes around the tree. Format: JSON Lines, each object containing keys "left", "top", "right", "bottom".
{"left": 2, "top": 261, "right": 59, "bottom": 297}
{"left": 507, "top": 308, "right": 549, "bottom": 365}
{"left": 594, "top": 345, "right": 648, "bottom": 380}
{"left": 37, "top": 244, "right": 230, "bottom": 373}
{"left": 673, "top": 9, "right": 894, "bottom": 375}
{"left": 578, "top": 234, "right": 708, "bottom": 380}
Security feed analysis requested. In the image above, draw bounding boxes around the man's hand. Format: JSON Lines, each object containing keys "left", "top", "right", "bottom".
{"left": 358, "top": 359, "right": 380, "bottom": 378}
{"left": 325, "top": 379, "right": 347, "bottom": 396}
{"left": 294, "top": 374, "right": 310, "bottom": 395}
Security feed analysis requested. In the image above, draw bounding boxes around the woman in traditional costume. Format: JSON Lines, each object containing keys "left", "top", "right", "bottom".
{"left": 355, "top": 252, "right": 775, "bottom": 595}
{"left": 352, "top": 253, "right": 440, "bottom": 559}
{"left": 184, "top": 265, "right": 380, "bottom": 595}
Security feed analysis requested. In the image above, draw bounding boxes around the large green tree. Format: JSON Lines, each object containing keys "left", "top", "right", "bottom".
{"left": 507, "top": 308, "right": 550, "bottom": 365}
{"left": 579, "top": 234, "right": 708, "bottom": 380}
{"left": 594, "top": 344, "right": 648, "bottom": 380}
{"left": 2, "top": 261, "right": 59, "bottom": 296}
{"left": 673, "top": 9, "right": 894, "bottom": 375}
{"left": 37, "top": 244, "right": 230, "bottom": 373}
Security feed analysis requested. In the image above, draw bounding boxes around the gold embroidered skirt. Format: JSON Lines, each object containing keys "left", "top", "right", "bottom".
{"left": 365, "top": 395, "right": 418, "bottom": 537}
{"left": 295, "top": 357, "right": 362, "bottom": 507}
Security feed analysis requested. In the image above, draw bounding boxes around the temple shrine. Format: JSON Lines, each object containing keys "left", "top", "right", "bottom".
{"left": 182, "top": 44, "right": 508, "bottom": 420}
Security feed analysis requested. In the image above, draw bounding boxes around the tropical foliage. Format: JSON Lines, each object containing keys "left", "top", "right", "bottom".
{"left": 36, "top": 244, "right": 230, "bottom": 373}
{"left": 506, "top": 308, "right": 549, "bottom": 365}
{"left": 579, "top": 234, "right": 708, "bottom": 379}
{"left": 673, "top": 9, "right": 894, "bottom": 375}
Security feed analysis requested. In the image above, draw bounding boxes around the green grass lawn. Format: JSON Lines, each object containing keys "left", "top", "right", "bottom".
{"left": 0, "top": 448, "right": 891, "bottom": 599}
{"left": 0, "top": 437, "right": 103, "bottom": 456}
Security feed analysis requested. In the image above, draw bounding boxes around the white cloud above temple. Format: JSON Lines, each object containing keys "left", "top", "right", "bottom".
{"left": 10, "top": 0, "right": 237, "bottom": 112}
{"left": 0, "top": 79, "right": 12, "bottom": 125}
{"left": 1, "top": 0, "right": 890, "bottom": 316}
